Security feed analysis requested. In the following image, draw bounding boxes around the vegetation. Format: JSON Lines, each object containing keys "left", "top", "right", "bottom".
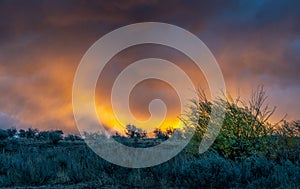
{"left": 64, "top": 134, "right": 83, "bottom": 142}
{"left": 125, "top": 124, "right": 147, "bottom": 139}
{"left": 184, "top": 86, "right": 295, "bottom": 160}
{"left": 38, "top": 130, "right": 64, "bottom": 145}
{"left": 0, "top": 136, "right": 299, "bottom": 188}
{"left": 0, "top": 86, "right": 299, "bottom": 188}
{"left": 0, "top": 129, "right": 9, "bottom": 140}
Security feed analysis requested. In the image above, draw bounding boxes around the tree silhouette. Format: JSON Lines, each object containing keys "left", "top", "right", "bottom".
{"left": 6, "top": 128, "right": 17, "bottom": 137}
{"left": 153, "top": 128, "right": 169, "bottom": 140}
{"left": 125, "top": 124, "right": 147, "bottom": 139}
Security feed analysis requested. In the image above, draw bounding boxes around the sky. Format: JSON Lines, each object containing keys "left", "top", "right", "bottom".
{"left": 0, "top": 0, "right": 299, "bottom": 134}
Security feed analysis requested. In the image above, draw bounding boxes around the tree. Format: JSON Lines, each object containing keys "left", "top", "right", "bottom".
{"left": 125, "top": 124, "right": 147, "bottom": 139}
{"left": 6, "top": 128, "right": 17, "bottom": 137}
{"left": 26, "top": 128, "right": 39, "bottom": 139}
{"left": 154, "top": 128, "right": 169, "bottom": 140}
{"left": 37, "top": 130, "right": 63, "bottom": 144}
{"left": 48, "top": 130, "right": 63, "bottom": 145}
{"left": 64, "top": 134, "right": 82, "bottom": 141}
{"left": 19, "top": 129, "right": 26, "bottom": 138}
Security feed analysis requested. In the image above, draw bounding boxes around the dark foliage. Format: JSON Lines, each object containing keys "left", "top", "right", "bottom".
{"left": 6, "top": 128, "right": 17, "bottom": 137}
{"left": 26, "top": 128, "right": 39, "bottom": 139}
{"left": 125, "top": 124, "right": 147, "bottom": 139}
{"left": 64, "top": 134, "right": 82, "bottom": 141}
{"left": 38, "top": 130, "right": 64, "bottom": 145}
{"left": 19, "top": 129, "right": 26, "bottom": 138}
{"left": 153, "top": 128, "right": 169, "bottom": 140}
{"left": 0, "top": 129, "right": 9, "bottom": 140}
{"left": 0, "top": 138, "right": 299, "bottom": 188}
{"left": 153, "top": 127, "right": 177, "bottom": 140}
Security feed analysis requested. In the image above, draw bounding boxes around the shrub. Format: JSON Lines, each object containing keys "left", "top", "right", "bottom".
{"left": 0, "top": 139, "right": 299, "bottom": 188}
{"left": 18, "top": 129, "right": 26, "bottom": 138}
{"left": 6, "top": 128, "right": 17, "bottom": 137}
{"left": 153, "top": 127, "right": 180, "bottom": 140}
{"left": 64, "top": 134, "right": 82, "bottom": 141}
{"left": 25, "top": 128, "right": 39, "bottom": 139}
{"left": 125, "top": 124, "right": 147, "bottom": 139}
{"left": 37, "top": 130, "right": 63, "bottom": 145}
{"left": 184, "top": 86, "right": 277, "bottom": 159}
{"left": 0, "top": 130, "right": 9, "bottom": 140}
{"left": 175, "top": 152, "right": 237, "bottom": 188}
{"left": 48, "top": 130, "right": 63, "bottom": 145}
{"left": 153, "top": 128, "right": 169, "bottom": 140}
{"left": 278, "top": 120, "right": 300, "bottom": 137}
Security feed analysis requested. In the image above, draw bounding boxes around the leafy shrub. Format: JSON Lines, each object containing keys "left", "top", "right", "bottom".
{"left": 125, "top": 124, "right": 147, "bottom": 139}
{"left": 6, "top": 128, "right": 17, "bottom": 137}
{"left": 153, "top": 128, "right": 169, "bottom": 140}
{"left": 153, "top": 127, "right": 179, "bottom": 140}
{"left": 278, "top": 120, "right": 300, "bottom": 137}
{"left": 37, "top": 130, "right": 63, "bottom": 145}
{"left": 18, "top": 129, "right": 26, "bottom": 138}
{"left": 0, "top": 130, "right": 9, "bottom": 140}
{"left": 64, "top": 134, "right": 82, "bottom": 141}
{"left": 185, "top": 86, "right": 277, "bottom": 159}
{"left": 25, "top": 128, "right": 39, "bottom": 139}
{"left": 48, "top": 130, "right": 63, "bottom": 145}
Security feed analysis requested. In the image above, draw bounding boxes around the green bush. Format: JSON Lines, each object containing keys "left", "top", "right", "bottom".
{"left": 184, "top": 86, "right": 279, "bottom": 159}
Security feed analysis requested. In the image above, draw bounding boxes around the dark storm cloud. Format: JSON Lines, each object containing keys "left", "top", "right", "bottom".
{"left": 0, "top": 0, "right": 299, "bottom": 131}
{"left": 195, "top": 0, "right": 300, "bottom": 86}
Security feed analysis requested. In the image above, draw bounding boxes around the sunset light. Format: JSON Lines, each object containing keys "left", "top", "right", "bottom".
{"left": 0, "top": 1, "right": 299, "bottom": 188}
